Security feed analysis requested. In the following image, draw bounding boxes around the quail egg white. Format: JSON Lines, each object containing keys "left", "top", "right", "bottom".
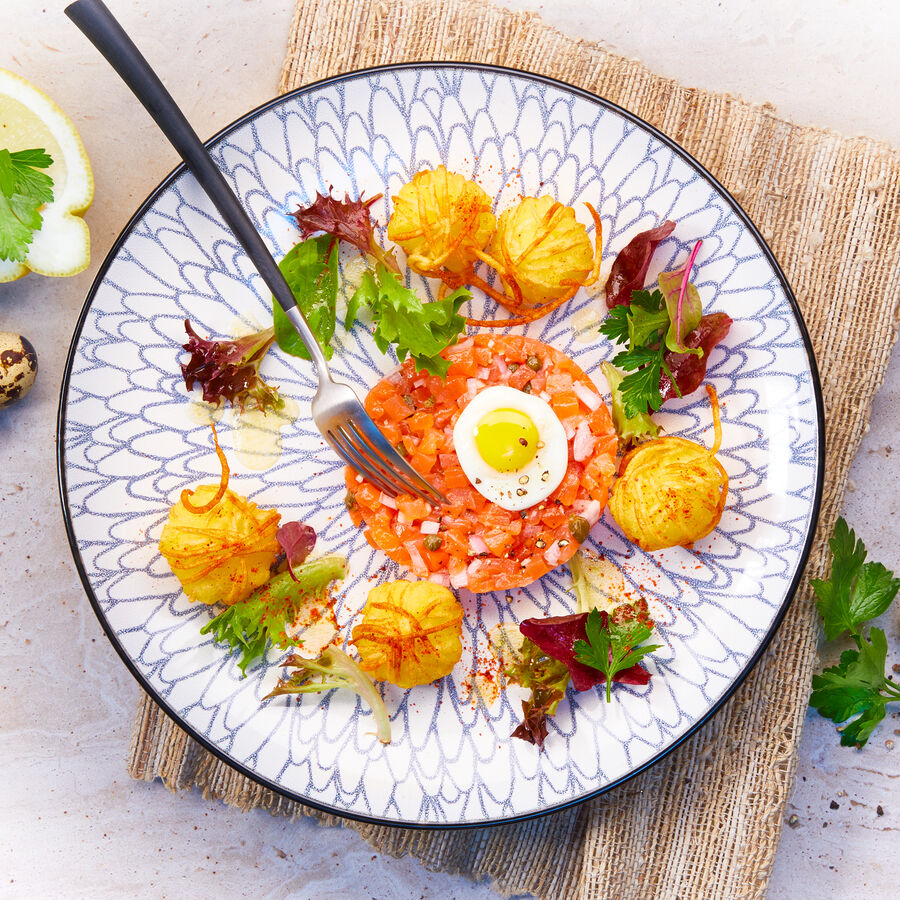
{"left": 452, "top": 385, "right": 568, "bottom": 511}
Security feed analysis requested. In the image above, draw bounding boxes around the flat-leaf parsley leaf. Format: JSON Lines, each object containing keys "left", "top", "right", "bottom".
{"left": 573, "top": 607, "right": 661, "bottom": 702}
{"left": 0, "top": 147, "right": 54, "bottom": 263}
{"left": 809, "top": 517, "right": 900, "bottom": 747}
{"left": 811, "top": 517, "right": 899, "bottom": 641}
{"left": 599, "top": 288, "right": 680, "bottom": 418}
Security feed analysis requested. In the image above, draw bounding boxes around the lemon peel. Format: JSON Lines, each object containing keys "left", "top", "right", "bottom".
{"left": 0, "top": 68, "right": 93, "bottom": 281}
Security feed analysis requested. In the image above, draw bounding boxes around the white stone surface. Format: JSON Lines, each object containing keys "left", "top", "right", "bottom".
{"left": 1, "top": 1, "right": 897, "bottom": 897}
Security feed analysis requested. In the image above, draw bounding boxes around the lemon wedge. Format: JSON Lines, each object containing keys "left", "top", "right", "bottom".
{"left": 0, "top": 68, "right": 94, "bottom": 281}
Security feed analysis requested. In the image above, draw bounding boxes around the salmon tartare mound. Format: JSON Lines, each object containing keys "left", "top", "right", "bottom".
{"left": 344, "top": 335, "right": 617, "bottom": 593}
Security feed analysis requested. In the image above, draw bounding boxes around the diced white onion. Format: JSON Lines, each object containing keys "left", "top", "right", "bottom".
{"left": 379, "top": 493, "right": 398, "bottom": 509}
{"left": 477, "top": 366, "right": 491, "bottom": 379}
{"left": 397, "top": 511, "right": 411, "bottom": 524}
{"left": 543, "top": 542, "right": 562, "bottom": 567}
{"left": 467, "top": 378, "right": 486, "bottom": 393}
{"left": 573, "top": 381, "right": 602, "bottom": 411}
{"left": 469, "top": 534, "right": 490, "bottom": 555}
{"left": 562, "top": 419, "right": 576, "bottom": 440}
{"left": 580, "top": 499, "right": 604, "bottom": 524}
{"left": 573, "top": 420, "right": 597, "bottom": 461}
{"left": 539, "top": 391, "right": 551, "bottom": 401}
{"left": 420, "top": 520, "right": 440, "bottom": 534}
{"left": 450, "top": 569, "right": 469, "bottom": 588}
{"left": 495, "top": 356, "right": 509, "bottom": 377}
{"left": 405, "top": 541, "right": 428, "bottom": 576}
{"left": 413, "top": 378, "right": 426, "bottom": 388}
{"left": 429, "top": 573, "right": 451, "bottom": 587}
{"left": 467, "top": 558, "right": 483, "bottom": 576}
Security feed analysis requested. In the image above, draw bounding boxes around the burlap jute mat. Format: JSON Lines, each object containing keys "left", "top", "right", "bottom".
{"left": 127, "top": 1, "right": 900, "bottom": 897}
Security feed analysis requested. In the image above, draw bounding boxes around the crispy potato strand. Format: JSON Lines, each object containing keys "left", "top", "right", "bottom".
{"left": 181, "top": 423, "right": 230, "bottom": 514}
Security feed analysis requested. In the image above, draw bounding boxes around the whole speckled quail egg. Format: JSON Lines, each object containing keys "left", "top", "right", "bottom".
{"left": 0, "top": 332, "right": 38, "bottom": 408}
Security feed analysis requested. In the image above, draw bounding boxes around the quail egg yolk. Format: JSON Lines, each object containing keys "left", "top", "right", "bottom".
{"left": 473, "top": 408, "right": 540, "bottom": 472}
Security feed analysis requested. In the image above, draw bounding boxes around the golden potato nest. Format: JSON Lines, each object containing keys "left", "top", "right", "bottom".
{"left": 159, "top": 484, "right": 281, "bottom": 606}
{"left": 387, "top": 165, "right": 496, "bottom": 277}
{"left": 351, "top": 580, "right": 464, "bottom": 689}
{"left": 608, "top": 385, "right": 729, "bottom": 552}
{"left": 489, "top": 195, "right": 596, "bottom": 309}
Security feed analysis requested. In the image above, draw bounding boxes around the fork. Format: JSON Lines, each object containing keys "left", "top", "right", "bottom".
{"left": 66, "top": 0, "right": 446, "bottom": 506}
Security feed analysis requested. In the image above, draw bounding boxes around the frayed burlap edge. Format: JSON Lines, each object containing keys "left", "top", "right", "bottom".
{"left": 129, "top": 2, "right": 900, "bottom": 898}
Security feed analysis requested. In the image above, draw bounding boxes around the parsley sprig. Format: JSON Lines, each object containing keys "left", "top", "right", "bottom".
{"left": 0, "top": 148, "right": 54, "bottom": 263}
{"left": 574, "top": 607, "right": 662, "bottom": 702}
{"left": 599, "top": 289, "right": 682, "bottom": 418}
{"left": 809, "top": 518, "right": 900, "bottom": 747}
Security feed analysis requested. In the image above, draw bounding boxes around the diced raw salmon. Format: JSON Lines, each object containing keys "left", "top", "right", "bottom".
{"left": 344, "top": 334, "right": 617, "bottom": 592}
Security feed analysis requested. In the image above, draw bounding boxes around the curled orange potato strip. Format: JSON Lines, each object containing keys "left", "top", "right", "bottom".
{"left": 181, "top": 423, "right": 230, "bottom": 514}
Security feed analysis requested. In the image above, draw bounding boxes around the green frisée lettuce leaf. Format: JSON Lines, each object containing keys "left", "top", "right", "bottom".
{"left": 601, "top": 362, "right": 658, "bottom": 445}
{"left": 200, "top": 555, "right": 347, "bottom": 676}
{"left": 349, "top": 263, "right": 469, "bottom": 378}
{"left": 266, "top": 647, "right": 392, "bottom": 743}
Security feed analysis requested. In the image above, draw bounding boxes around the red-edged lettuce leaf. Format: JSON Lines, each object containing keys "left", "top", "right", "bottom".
{"left": 276, "top": 521, "right": 316, "bottom": 581}
{"left": 658, "top": 240, "right": 703, "bottom": 355}
{"left": 505, "top": 637, "right": 570, "bottom": 749}
{"left": 520, "top": 612, "right": 651, "bottom": 692}
{"left": 659, "top": 311, "right": 733, "bottom": 401}
{"left": 605, "top": 220, "right": 676, "bottom": 309}
{"left": 292, "top": 191, "right": 400, "bottom": 273}
{"left": 181, "top": 320, "right": 283, "bottom": 412}
{"left": 510, "top": 684, "right": 563, "bottom": 748}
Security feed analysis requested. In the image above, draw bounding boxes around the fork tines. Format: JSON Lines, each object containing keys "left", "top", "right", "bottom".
{"left": 328, "top": 421, "right": 447, "bottom": 506}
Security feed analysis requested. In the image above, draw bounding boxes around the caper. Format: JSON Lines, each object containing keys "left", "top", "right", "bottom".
{"left": 521, "top": 382, "right": 533, "bottom": 394}
{"left": 402, "top": 393, "right": 415, "bottom": 407}
{"left": 508, "top": 362, "right": 520, "bottom": 372}
{"left": 423, "top": 534, "right": 443, "bottom": 552}
{"left": 568, "top": 515, "right": 589, "bottom": 543}
{"left": 344, "top": 492, "right": 357, "bottom": 510}
{"left": 423, "top": 396, "right": 436, "bottom": 408}
{"left": 526, "top": 354, "right": 542, "bottom": 371}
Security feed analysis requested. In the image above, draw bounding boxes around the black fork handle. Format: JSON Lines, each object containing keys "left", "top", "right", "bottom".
{"left": 65, "top": 0, "right": 330, "bottom": 375}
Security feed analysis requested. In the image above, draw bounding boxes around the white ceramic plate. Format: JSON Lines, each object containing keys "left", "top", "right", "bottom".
{"left": 59, "top": 63, "right": 823, "bottom": 827}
